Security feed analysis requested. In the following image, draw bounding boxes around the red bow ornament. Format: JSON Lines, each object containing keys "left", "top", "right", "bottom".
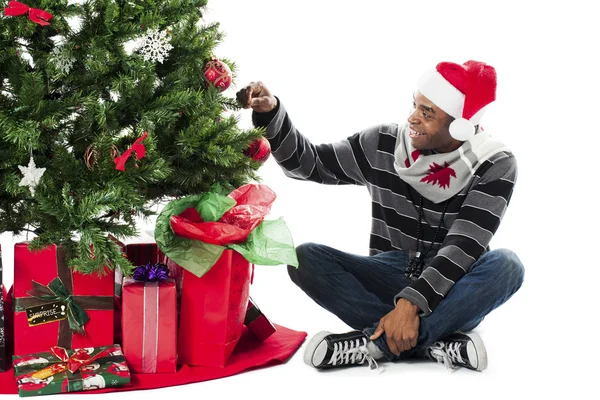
{"left": 114, "top": 132, "right": 148, "bottom": 171}
{"left": 3, "top": 1, "right": 53, "bottom": 26}
{"left": 26, "top": 346, "right": 116, "bottom": 381}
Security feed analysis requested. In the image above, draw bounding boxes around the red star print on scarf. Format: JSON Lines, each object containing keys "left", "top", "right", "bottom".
{"left": 420, "top": 161, "right": 456, "bottom": 189}
{"left": 404, "top": 149, "right": 422, "bottom": 168}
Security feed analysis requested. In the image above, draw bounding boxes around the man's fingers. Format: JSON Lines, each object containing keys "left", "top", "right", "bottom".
{"left": 251, "top": 96, "right": 270, "bottom": 110}
{"left": 387, "top": 338, "right": 400, "bottom": 356}
{"left": 370, "top": 330, "right": 383, "bottom": 340}
{"left": 250, "top": 97, "right": 264, "bottom": 107}
{"left": 246, "top": 86, "right": 254, "bottom": 108}
{"left": 410, "top": 337, "right": 417, "bottom": 348}
{"left": 400, "top": 336, "right": 417, "bottom": 352}
{"left": 236, "top": 90, "right": 246, "bottom": 107}
{"left": 370, "top": 322, "right": 384, "bottom": 340}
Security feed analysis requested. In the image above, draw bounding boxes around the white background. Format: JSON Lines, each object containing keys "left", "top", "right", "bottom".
{"left": 2, "top": 0, "right": 599, "bottom": 398}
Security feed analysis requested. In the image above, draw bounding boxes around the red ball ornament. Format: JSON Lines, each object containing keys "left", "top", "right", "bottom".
{"left": 203, "top": 59, "right": 232, "bottom": 91}
{"left": 244, "top": 136, "right": 271, "bottom": 163}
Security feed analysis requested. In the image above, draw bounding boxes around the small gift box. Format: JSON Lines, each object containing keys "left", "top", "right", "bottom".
{"left": 1, "top": 284, "right": 15, "bottom": 373}
{"left": 1, "top": 286, "right": 7, "bottom": 372}
{"left": 121, "top": 263, "right": 177, "bottom": 373}
{"left": 13, "top": 345, "right": 130, "bottom": 397}
{"left": 13, "top": 243, "right": 114, "bottom": 355}
{"left": 111, "top": 233, "right": 167, "bottom": 346}
{"left": 244, "top": 297, "right": 276, "bottom": 341}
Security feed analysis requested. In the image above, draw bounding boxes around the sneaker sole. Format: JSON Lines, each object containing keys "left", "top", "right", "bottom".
{"left": 465, "top": 331, "right": 488, "bottom": 371}
{"left": 303, "top": 331, "right": 332, "bottom": 367}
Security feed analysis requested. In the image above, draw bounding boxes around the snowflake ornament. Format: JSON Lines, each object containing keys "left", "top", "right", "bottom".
{"left": 18, "top": 156, "right": 46, "bottom": 196}
{"left": 109, "top": 90, "right": 120, "bottom": 102}
{"left": 139, "top": 28, "right": 173, "bottom": 63}
{"left": 51, "top": 46, "right": 76, "bottom": 74}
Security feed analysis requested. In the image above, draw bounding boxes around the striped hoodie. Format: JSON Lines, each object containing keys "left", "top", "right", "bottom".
{"left": 253, "top": 99, "right": 517, "bottom": 316}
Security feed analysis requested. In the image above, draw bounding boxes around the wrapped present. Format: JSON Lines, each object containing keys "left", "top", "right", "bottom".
{"left": 1, "top": 286, "right": 6, "bottom": 372}
{"left": 13, "top": 243, "right": 115, "bottom": 355}
{"left": 244, "top": 297, "right": 276, "bottom": 341}
{"left": 1, "top": 244, "right": 7, "bottom": 371}
{"left": 2, "top": 285, "right": 15, "bottom": 373}
{"left": 156, "top": 183, "right": 298, "bottom": 367}
{"left": 121, "top": 268, "right": 177, "bottom": 373}
{"left": 13, "top": 345, "right": 130, "bottom": 397}
{"left": 111, "top": 234, "right": 169, "bottom": 345}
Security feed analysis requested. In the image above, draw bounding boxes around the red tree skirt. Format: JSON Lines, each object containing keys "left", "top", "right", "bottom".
{"left": 0, "top": 324, "right": 306, "bottom": 395}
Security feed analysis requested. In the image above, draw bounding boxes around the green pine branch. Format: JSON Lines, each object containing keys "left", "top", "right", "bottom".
{"left": 0, "top": 0, "right": 261, "bottom": 275}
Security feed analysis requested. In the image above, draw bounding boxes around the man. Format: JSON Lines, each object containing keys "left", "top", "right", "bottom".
{"left": 236, "top": 60, "right": 524, "bottom": 372}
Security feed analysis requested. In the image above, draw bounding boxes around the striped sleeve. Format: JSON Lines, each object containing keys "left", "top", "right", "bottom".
{"left": 395, "top": 154, "right": 518, "bottom": 316}
{"left": 252, "top": 98, "right": 376, "bottom": 186}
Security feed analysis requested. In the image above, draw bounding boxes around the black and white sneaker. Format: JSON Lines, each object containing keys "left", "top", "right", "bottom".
{"left": 303, "top": 330, "right": 384, "bottom": 370}
{"left": 427, "top": 332, "right": 487, "bottom": 371}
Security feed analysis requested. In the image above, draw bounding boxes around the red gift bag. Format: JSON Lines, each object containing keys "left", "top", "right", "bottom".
{"left": 13, "top": 243, "right": 115, "bottom": 355}
{"left": 122, "top": 278, "right": 177, "bottom": 373}
{"left": 172, "top": 249, "right": 252, "bottom": 367}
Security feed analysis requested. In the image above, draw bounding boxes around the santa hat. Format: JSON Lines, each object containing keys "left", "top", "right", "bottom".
{"left": 417, "top": 60, "right": 496, "bottom": 141}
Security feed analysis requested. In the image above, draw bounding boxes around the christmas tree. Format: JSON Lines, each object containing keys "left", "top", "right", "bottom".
{"left": 0, "top": 0, "right": 264, "bottom": 275}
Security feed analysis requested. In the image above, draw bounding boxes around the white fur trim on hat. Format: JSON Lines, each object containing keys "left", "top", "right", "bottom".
{"left": 417, "top": 69, "right": 464, "bottom": 119}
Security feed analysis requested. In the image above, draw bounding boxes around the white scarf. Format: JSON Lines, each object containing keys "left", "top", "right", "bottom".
{"left": 393, "top": 124, "right": 510, "bottom": 203}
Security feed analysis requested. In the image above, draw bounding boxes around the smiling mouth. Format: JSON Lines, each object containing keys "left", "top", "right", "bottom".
{"left": 409, "top": 129, "right": 425, "bottom": 138}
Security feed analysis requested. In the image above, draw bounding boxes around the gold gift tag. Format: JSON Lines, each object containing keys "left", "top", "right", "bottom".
{"left": 26, "top": 302, "right": 68, "bottom": 326}
{"left": 31, "top": 363, "right": 67, "bottom": 380}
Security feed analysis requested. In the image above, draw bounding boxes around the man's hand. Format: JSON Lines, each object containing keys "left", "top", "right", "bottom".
{"left": 236, "top": 81, "right": 278, "bottom": 113}
{"left": 370, "top": 299, "right": 420, "bottom": 356}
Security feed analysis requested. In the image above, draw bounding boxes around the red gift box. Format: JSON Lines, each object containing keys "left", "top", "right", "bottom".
{"left": 244, "top": 297, "right": 276, "bottom": 341}
{"left": 2, "top": 284, "right": 14, "bottom": 373}
{"left": 170, "top": 249, "right": 252, "bottom": 368}
{"left": 114, "top": 238, "right": 166, "bottom": 345}
{"left": 13, "top": 243, "right": 115, "bottom": 355}
{"left": 1, "top": 283, "right": 11, "bottom": 372}
{"left": 121, "top": 277, "right": 177, "bottom": 373}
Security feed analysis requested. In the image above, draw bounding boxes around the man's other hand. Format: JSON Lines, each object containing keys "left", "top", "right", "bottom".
{"left": 370, "top": 299, "right": 420, "bottom": 355}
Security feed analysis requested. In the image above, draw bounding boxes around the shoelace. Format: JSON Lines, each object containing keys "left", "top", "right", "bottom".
{"left": 329, "top": 338, "right": 380, "bottom": 371}
{"left": 429, "top": 341, "right": 465, "bottom": 371}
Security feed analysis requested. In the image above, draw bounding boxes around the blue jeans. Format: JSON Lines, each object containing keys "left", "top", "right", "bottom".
{"left": 287, "top": 243, "right": 524, "bottom": 361}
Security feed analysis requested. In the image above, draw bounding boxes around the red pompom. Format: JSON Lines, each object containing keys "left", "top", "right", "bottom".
{"left": 244, "top": 137, "right": 270, "bottom": 163}
{"left": 203, "top": 59, "right": 232, "bottom": 91}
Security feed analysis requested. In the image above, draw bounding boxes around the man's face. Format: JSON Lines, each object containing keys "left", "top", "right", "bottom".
{"left": 407, "top": 92, "right": 462, "bottom": 153}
